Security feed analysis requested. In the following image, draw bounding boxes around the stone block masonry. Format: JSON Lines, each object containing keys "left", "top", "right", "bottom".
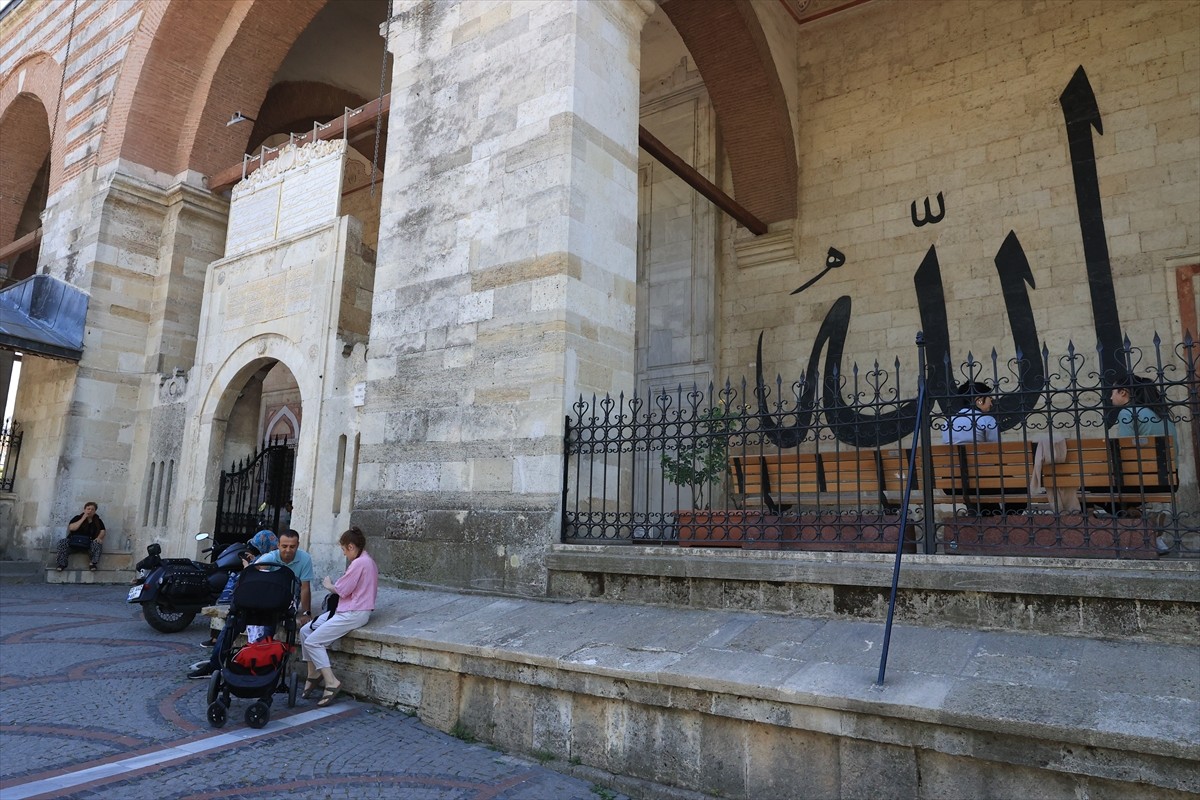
{"left": 361, "top": 0, "right": 655, "bottom": 595}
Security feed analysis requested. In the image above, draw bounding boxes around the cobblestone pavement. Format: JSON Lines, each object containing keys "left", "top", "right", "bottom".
{"left": 0, "top": 580, "right": 632, "bottom": 800}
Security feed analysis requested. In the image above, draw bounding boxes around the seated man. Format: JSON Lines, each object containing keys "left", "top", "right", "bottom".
{"left": 944, "top": 381, "right": 998, "bottom": 444}
{"left": 55, "top": 501, "right": 106, "bottom": 572}
{"left": 252, "top": 528, "right": 313, "bottom": 623}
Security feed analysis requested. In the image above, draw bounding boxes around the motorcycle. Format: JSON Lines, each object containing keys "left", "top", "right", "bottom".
{"left": 127, "top": 533, "right": 248, "bottom": 633}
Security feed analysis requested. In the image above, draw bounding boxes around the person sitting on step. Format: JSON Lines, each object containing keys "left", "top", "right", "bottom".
{"left": 55, "top": 502, "right": 106, "bottom": 572}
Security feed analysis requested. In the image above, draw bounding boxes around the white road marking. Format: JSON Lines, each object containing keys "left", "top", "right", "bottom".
{"left": 2, "top": 704, "right": 351, "bottom": 799}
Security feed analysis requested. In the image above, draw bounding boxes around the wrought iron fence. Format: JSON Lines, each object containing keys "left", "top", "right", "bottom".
{"left": 0, "top": 420, "right": 20, "bottom": 492}
{"left": 215, "top": 436, "right": 295, "bottom": 548}
{"left": 562, "top": 336, "right": 1199, "bottom": 560}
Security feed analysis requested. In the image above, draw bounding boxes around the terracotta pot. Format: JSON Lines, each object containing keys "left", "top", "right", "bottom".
{"left": 675, "top": 510, "right": 915, "bottom": 553}
{"left": 944, "top": 513, "right": 1159, "bottom": 559}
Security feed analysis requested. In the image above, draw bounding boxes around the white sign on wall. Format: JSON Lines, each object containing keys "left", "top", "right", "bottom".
{"left": 225, "top": 140, "right": 347, "bottom": 257}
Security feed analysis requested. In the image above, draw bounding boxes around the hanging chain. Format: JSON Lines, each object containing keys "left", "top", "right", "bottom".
{"left": 370, "top": 0, "right": 393, "bottom": 198}
{"left": 50, "top": 0, "right": 80, "bottom": 155}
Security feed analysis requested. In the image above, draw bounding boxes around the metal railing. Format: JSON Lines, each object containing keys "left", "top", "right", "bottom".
{"left": 0, "top": 420, "right": 21, "bottom": 492}
{"left": 562, "top": 336, "right": 1199, "bottom": 559}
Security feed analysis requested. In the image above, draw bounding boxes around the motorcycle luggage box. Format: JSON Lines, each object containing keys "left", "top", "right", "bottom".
{"left": 163, "top": 571, "right": 209, "bottom": 597}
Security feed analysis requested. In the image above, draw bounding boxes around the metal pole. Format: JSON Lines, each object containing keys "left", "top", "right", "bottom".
{"left": 918, "top": 334, "right": 936, "bottom": 552}
{"left": 877, "top": 332, "right": 928, "bottom": 686}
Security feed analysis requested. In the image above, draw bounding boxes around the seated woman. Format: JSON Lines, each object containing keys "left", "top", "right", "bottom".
{"left": 299, "top": 527, "right": 379, "bottom": 707}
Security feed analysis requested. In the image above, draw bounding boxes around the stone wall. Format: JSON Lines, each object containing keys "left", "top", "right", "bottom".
{"left": 360, "top": 0, "right": 654, "bottom": 595}
{"left": 722, "top": 0, "right": 1200, "bottom": 386}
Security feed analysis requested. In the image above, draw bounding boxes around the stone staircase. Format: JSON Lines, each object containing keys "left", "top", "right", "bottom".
{"left": 43, "top": 546, "right": 137, "bottom": 585}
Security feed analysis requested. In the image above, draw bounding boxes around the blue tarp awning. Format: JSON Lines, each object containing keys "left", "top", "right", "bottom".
{"left": 0, "top": 274, "right": 87, "bottom": 361}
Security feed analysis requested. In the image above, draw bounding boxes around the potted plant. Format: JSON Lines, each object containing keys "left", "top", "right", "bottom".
{"left": 661, "top": 406, "right": 743, "bottom": 545}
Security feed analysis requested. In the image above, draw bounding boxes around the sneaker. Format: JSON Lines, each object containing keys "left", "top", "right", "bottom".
{"left": 187, "top": 664, "right": 215, "bottom": 680}
{"left": 199, "top": 639, "right": 217, "bottom": 648}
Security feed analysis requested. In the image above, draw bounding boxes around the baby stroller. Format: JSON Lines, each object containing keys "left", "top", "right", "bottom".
{"left": 205, "top": 563, "right": 300, "bottom": 728}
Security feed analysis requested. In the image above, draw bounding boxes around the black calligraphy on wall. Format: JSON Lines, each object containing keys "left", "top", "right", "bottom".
{"left": 758, "top": 66, "right": 1126, "bottom": 447}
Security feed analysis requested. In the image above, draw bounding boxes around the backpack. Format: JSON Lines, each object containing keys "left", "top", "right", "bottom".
{"left": 231, "top": 637, "right": 289, "bottom": 675}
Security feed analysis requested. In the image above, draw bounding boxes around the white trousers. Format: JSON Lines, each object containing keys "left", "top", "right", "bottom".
{"left": 299, "top": 609, "right": 370, "bottom": 671}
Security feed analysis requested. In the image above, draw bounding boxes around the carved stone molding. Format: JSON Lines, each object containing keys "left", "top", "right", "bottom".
{"left": 231, "top": 139, "right": 347, "bottom": 200}
{"left": 734, "top": 222, "right": 796, "bottom": 270}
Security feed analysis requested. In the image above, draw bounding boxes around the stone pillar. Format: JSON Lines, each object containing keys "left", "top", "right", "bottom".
{"left": 362, "top": 0, "right": 653, "bottom": 593}
{"left": 10, "top": 163, "right": 227, "bottom": 562}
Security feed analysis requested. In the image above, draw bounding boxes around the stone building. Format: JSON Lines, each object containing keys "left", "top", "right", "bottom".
{"left": 2, "top": 0, "right": 1198, "bottom": 795}
{"left": 3, "top": 0, "right": 1197, "bottom": 582}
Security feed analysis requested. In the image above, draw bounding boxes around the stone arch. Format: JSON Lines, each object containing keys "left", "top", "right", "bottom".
{"left": 190, "top": 338, "right": 317, "bottom": 550}
{"left": 660, "top": 0, "right": 797, "bottom": 223}
{"left": 202, "top": 340, "right": 318, "bottom": 428}
{"left": 101, "top": 0, "right": 326, "bottom": 178}
{"left": 0, "top": 52, "right": 64, "bottom": 241}
{"left": 264, "top": 404, "right": 300, "bottom": 441}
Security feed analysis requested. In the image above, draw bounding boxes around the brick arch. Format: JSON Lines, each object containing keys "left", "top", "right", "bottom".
{"left": 0, "top": 52, "right": 63, "bottom": 239}
{"left": 101, "top": 0, "right": 326, "bottom": 178}
{"left": 660, "top": 0, "right": 797, "bottom": 223}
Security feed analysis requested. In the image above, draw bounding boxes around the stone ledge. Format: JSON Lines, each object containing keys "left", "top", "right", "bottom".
{"left": 328, "top": 586, "right": 1199, "bottom": 799}
{"left": 545, "top": 545, "right": 1199, "bottom": 644}
{"left": 546, "top": 544, "right": 1200, "bottom": 601}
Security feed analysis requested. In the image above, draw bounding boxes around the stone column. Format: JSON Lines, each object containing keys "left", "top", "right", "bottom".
{"left": 11, "top": 163, "right": 227, "bottom": 562}
{"left": 362, "top": 0, "right": 653, "bottom": 593}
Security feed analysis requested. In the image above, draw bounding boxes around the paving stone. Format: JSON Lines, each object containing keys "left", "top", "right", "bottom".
{"left": 0, "top": 579, "right": 634, "bottom": 800}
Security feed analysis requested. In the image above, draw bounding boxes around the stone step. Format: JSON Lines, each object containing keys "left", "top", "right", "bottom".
{"left": 46, "top": 548, "right": 136, "bottom": 584}
{"left": 46, "top": 565, "right": 137, "bottom": 585}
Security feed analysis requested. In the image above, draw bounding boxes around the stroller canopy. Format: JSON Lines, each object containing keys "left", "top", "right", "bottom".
{"left": 232, "top": 564, "right": 298, "bottom": 612}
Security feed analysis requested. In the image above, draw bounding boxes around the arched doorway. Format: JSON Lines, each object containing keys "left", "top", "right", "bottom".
{"left": 212, "top": 361, "right": 300, "bottom": 546}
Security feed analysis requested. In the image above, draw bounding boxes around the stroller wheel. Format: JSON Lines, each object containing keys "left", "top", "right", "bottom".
{"left": 287, "top": 673, "right": 299, "bottom": 708}
{"left": 206, "top": 672, "right": 222, "bottom": 706}
{"left": 245, "top": 701, "right": 270, "bottom": 729}
{"left": 207, "top": 701, "right": 227, "bottom": 728}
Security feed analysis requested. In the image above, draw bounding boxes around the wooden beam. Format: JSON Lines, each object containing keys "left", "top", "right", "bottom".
{"left": 0, "top": 228, "right": 43, "bottom": 263}
{"left": 638, "top": 125, "right": 768, "bottom": 236}
{"left": 207, "top": 94, "right": 392, "bottom": 193}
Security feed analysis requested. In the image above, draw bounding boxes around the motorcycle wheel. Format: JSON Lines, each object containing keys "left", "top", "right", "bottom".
{"left": 142, "top": 602, "right": 195, "bottom": 633}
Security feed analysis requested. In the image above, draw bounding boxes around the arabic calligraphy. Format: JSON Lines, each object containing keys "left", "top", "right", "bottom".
{"left": 756, "top": 65, "right": 1121, "bottom": 448}
{"left": 910, "top": 192, "right": 945, "bottom": 227}
{"left": 791, "top": 247, "right": 846, "bottom": 295}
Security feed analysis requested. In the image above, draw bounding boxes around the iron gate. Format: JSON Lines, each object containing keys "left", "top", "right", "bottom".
{"left": 214, "top": 436, "right": 295, "bottom": 548}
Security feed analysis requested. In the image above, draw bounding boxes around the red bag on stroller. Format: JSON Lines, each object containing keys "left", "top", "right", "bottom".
{"left": 232, "top": 637, "right": 289, "bottom": 675}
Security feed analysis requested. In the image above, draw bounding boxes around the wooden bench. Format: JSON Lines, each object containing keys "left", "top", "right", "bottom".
{"left": 728, "top": 451, "right": 821, "bottom": 510}
{"left": 1044, "top": 436, "right": 1177, "bottom": 507}
{"left": 926, "top": 441, "right": 1037, "bottom": 509}
{"left": 720, "top": 448, "right": 914, "bottom": 551}
{"left": 732, "top": 438, "right": 1179, "bottom": 511}
{"left": 729, "top": 449, "right": 903, "bottom": 509}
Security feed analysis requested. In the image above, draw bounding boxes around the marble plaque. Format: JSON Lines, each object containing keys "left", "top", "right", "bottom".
{"left": 226, "top": 139, "right": 346, "bottom": 257}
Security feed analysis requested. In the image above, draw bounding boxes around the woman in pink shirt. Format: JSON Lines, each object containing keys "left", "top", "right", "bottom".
{"left": 299, "top": 527, "right": 378, "bottom": 706}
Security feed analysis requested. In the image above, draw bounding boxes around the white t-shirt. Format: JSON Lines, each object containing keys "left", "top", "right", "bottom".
{"left": 944, "top": 408, "right": 999, "bottom": 444}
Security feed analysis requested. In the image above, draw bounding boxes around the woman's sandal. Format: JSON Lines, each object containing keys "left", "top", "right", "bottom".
{"left": 316, "top": 684, "right": 343, "bottom": 707}
{"left": 301, "top": 678, "right": 323, "bottom": 700}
